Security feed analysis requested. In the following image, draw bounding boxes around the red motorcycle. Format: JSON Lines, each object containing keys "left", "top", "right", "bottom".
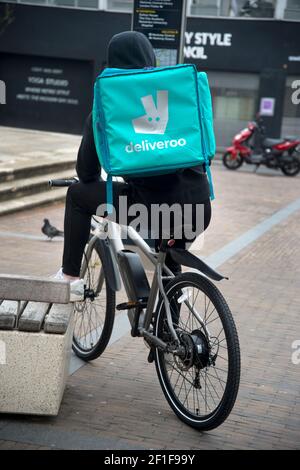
{"left": 223, "top": 118, "right": 300, "bottom": 176}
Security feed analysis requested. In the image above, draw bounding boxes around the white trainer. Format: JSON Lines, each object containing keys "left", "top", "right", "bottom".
{"left": 53, "top": 268, "right": 85, "bottom": 302}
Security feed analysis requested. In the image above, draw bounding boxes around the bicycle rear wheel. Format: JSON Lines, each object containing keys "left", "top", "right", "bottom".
{"left": 154, "top": 272, "right": 240, "bottom": 431}
{"left": 72, "top": 237, "right": 116, "bottom": 361}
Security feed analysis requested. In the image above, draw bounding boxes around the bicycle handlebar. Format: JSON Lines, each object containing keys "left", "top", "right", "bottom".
{"left": 49, "top": 177, "right": 79, "bottom": 188}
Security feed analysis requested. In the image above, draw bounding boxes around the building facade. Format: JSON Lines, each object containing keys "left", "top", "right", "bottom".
{"left": 0, "top": 0, "right": 299, "bottom": 148}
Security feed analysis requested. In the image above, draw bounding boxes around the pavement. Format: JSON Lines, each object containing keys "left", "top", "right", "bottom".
{"left": 0, "top": 127, "right": 300, "bottom": 450}
{"left": 0, "top": 126, "right": 80, "bottom": 172}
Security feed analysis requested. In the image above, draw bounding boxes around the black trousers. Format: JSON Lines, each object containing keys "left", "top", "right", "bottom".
{"left": 62, "top": 179, "right": 212, "bottom": 277}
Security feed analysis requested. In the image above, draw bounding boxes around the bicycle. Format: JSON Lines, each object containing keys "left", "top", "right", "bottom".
{"left": 50, "top": 177, "right": 241, "bottom": 431}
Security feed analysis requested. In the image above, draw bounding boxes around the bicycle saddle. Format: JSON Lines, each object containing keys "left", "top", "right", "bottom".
{"left": 160, "top": 224, "right": 195, "bottom": 242}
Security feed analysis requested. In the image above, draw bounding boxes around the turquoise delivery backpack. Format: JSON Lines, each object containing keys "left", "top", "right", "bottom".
{"left": 92, "top": 64, "right": 216, "bottom": 212}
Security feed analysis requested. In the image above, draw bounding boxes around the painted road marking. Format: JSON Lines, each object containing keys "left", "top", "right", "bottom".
{"left": 206, "top": 197, "right": 300, "bottom": 269}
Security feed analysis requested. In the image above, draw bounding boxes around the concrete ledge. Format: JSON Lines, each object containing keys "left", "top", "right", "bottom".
{"left": 0, "top": 275, "right": 70, "bottom": 303}
{"left": 0, "top": 273, "right": 74, "bottom": 416}
{"left": 0, "top": 314, "right": 74, "bottom": 416}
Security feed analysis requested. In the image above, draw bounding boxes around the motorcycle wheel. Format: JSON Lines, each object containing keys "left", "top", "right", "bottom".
{"left": 281, "top": 158, "right": 300, "bottom": 177}
{"left": 223, "top": 152, "right": 243, "bottom": 170}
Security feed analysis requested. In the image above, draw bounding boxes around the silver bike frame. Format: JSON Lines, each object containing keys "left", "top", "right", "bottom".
{"left": 92, "top": 217, "right": 180, "bottom": 347}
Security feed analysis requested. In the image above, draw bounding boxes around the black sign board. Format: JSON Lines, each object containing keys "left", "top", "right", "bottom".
{"left": 132, "top": 0, "right": 187, "bottom": 66}
{"left": 0, "top": 54, "right": 93, "bottom": 134}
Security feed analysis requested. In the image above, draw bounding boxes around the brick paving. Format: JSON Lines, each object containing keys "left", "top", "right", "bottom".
{"left": 0, "top": 150, "right": 299, "bottom": 449}
{"left": 0, "top": 440, "right": 51, "bottom": 450}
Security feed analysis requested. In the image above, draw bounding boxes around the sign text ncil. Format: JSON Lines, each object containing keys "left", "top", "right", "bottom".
{"left": 184, "top": 31, "right": 233, "bottom": 60}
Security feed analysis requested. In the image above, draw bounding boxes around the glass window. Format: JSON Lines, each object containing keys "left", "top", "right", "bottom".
{"left": 207, "top": 72, "right": 259, "bottom": 147}
{"left": 0, "top": 0, "right": 134, "bottom": 10}
{"left": 106, "top": 0, "right": 133, "bottom": 12}
{"left": 0, "top": 0, "right": 135, "bottom": 11}
{"left": 2, "top": 0, "right": 300, "bottom": 19}
{"left": 190, "top": 0, "right": 276, "bottom": 18}
{"left": 190, "top": 0, "right": 219, "bottom": 16}
{"left": 284, "top": 0, "right": 300, "bottom": 20}
{"left": 282, "top": 75, "right": 300, "bottom": 137}
{"left": 213, "top": 90, "right": 256, "bottom": 120}
{"left": 209, "top": 72, "right": 259, "bottom": 120}
{"left": 0, "top": 0, "right": 100, "bottom": 9}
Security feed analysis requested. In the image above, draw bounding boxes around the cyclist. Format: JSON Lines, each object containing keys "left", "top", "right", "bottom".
{"left": 55, "top": 31, "right": 212, "bottom": 299}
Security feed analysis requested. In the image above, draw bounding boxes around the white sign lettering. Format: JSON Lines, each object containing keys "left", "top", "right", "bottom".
{"left": 184, "top": 31, "right": 233, "bottom": 61}
{"left": 291, "top": 80, "right": 300, "bottom": 105}
{"left": 16, "top": 67, "right": 78, "bottom": 106}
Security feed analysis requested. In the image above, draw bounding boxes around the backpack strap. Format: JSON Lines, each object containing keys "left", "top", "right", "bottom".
{"left": 106, "top": 174, "right": 114, "bottom": 215}
{"left": 205, "top": 160, "right": 215, "bottom": 201}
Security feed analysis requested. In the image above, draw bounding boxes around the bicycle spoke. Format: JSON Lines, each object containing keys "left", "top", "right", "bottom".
{"left": 205, "top": 370, "right": 226, "bottom": 394}
{"left": 186, "top": 368, "right": 211, "bottom": 412}
{"left": 73, "top": 246, "right": 108, "bottom": 352}
{"left": 201, "top": 370, "right": 222, "bottom": 400}
{"left": 205, "top": 315, "right": 222, "bottom": 326}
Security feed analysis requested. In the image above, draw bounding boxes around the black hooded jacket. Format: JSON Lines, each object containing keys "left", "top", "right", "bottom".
{"left": 76, "top": 31, "right": 210, "bottom": 205}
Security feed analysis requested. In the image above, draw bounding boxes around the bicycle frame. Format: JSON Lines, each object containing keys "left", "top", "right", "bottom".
{"left": 91, "top": 216, "right": 181, "bottom": 350}
{"left": 89, "top": 214, "right": 225, "bottom": 353}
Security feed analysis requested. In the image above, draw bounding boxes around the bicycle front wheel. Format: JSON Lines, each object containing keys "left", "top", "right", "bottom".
{"left": 154, "top": 273, "right": 240, "bottom": 431}
{"left": 73, "top": 237, "right": 116, "bottom": 361}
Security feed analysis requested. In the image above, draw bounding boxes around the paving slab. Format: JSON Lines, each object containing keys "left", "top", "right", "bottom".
{"left": 0, "top": 126, "right": 80, "bottom": 174}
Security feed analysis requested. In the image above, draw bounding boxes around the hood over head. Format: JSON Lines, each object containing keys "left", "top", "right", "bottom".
{"left": 107, "top": 31, "right": 157, "bottom": 69}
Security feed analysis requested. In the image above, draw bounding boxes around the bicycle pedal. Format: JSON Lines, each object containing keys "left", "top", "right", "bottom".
{"left": 116, "top": 301, "right": 146, "bottom": 311}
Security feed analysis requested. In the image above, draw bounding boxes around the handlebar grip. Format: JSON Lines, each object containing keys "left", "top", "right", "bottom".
{"left": 49, "top": 178, "right": 79, "bottom": 188}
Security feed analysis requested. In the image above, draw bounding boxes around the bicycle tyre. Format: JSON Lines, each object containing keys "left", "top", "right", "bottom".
{"left": 154, "top": 272, "right": 240, "bottom": 431}
{"left": 72, "top": 237, "right": 116, "bottom": 361}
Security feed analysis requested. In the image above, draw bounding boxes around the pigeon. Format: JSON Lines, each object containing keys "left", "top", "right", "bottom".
{"left": 42, "top": 219, "right": 64, "bottom": 241}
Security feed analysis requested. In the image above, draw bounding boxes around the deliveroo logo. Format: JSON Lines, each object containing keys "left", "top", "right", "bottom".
{"left": 133, "top": 91, "right": 169, "bottom": 135}
{"left": 126, "top": 90, "right": 187, "bottom": 153}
